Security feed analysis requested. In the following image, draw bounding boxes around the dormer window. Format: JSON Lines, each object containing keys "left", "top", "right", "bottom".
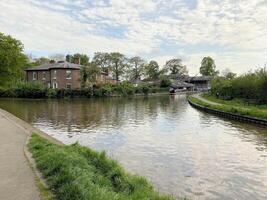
{"left": 66, "top": 70, "right": 71, "bottom": 79}
{"left": 33, "top": 72, "right": 37, "bottom": 80}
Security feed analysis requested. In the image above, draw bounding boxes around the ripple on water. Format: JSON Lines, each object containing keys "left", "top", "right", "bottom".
{"left": 0, "top": 95, "right": 267, "bottom": 199}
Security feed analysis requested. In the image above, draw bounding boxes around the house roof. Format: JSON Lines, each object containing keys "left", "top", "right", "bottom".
{"left": 171, "top": 80, "right": 194, "bottom": 88}
{"left": 25, "top": 61, "right": 81, "bottom": 71}
{"left": 187, "top": 76, "right": 212, "bottom": 81}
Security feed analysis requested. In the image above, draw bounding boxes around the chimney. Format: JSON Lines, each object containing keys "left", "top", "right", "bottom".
{"left": 49, "top": 60, "right": 55, "bottom": 64}
{"left": 73, "top": 57, "right": 80, "bottom": 65}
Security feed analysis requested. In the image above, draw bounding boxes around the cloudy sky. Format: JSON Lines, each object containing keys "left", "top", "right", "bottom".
{"left": 0, "top": 0, "right": 267, "bottom": 75}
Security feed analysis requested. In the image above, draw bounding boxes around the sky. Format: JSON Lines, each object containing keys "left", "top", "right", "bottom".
{"left": 0, "top": 0, "right": 267, "bottom": 75}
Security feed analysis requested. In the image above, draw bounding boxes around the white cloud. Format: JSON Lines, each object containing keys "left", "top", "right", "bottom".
{"left": 0, "top": 0, "right": 266, "bottom": 75}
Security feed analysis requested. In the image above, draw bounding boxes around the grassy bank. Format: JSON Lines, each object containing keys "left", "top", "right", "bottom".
{"left": 28, "top": 134, "right": 175, "bottom": 200}
{"left": 188, "top": 94, "right": 267, "bottom": 120}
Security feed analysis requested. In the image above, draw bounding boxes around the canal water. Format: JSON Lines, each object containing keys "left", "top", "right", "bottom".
{"left": 0, "top": 95, "right": 267, "bottom": 199}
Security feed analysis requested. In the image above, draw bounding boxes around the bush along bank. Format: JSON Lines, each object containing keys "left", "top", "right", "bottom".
{"left": 28, "top": 134, "right": 175, "bottom": 200}
{"left": 210, "top": 67, "right": 267, "bottom": 103}
{"left": 0, "top": 82, "right": 169, "bottom": 98}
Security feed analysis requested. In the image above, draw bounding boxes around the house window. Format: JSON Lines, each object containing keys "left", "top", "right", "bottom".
{"left": 53, "top": 70, "right": 57, "bottom": 79}
{"left": 52, "top": 82, "right": 58, "bottom": 89}
{"left": 42, "top": 72, "right": 46, "bottom": 80}
{"left": 66, "top": 70, "right": 71, "bottom": 79}
{"left": 66, "top": 83, "right": 71, "bottom": 89}
{"left": 32, "top": 72, "right": 37, "bottom": 80}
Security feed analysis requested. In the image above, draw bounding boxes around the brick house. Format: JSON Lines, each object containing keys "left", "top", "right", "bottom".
{"left": 25, "top": 60, "right": 118, "bottom": 89}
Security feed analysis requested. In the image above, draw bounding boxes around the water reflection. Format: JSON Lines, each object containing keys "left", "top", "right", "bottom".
{"left": 0, "top": 95, "right": 267, "bottom": 199}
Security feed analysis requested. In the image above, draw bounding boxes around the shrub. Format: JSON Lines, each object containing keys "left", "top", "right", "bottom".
{"left": 160, "top": 76, "right": 171, "bottom": 87}
{"left": 211, "top": 68, "right": 267, "bottom": 103}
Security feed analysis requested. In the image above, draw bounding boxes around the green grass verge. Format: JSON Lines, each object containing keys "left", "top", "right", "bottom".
{"left": 28, "top": 134, "right": 176, "bottom": 200}
{"left": 188, "top": 95, "right": 267, "bottom": 120}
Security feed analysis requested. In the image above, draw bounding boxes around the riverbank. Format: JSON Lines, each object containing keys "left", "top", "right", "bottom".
{"left": 0, "top": 108, "right": 178, "bottom": 200}
{"left": 29, "top": 134, "right": 175, "bottom": 200}
{"left": 188, "top": 94, "right": 267, "bottom": 124}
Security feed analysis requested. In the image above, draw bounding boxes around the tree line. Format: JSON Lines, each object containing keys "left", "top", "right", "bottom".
{"left": 1, "top": 32, "right": 225, "bottom": 88}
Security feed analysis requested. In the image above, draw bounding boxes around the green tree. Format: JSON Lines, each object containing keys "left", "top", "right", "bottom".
{"left": 66, "top": 53, "right": 89, "bottom": 65}
{"left": 108, "top": 52, "right": 126, "bottom": 82}
{"left": 164, "top": 58, "right": 188, "bottom": 75}
{"left": 32, "top": 57, "right": 50, "bottom": 66}
{"left": 73, "top": 53, "right": 89, "bottom": 65}
{"left": 0, "top": 32, "right": 29, "bottom": 86}
{"left": 80, "top": 63, "right": 101, "bottom": 88}
{"left": 222, "top": 68, "right": 236, "bottom": 79}
{"left": 145, "top": 60, "right": 160, "bottom": 80}
{"left": 128, "top": 56, "right": 145, "bottom": 81}
{"left": 200, "top": 56, "right": 219, "bottom": 76}
{"left": 91, "top": 52, "right": 110, "bottom": 72}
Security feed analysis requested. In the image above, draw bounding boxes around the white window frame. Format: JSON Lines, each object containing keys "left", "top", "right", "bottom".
{"left": 53, "top": 70, "right": 57, "bottom": 79}
{"left": 33, "top": 72, "right": 37, "bottom": 80}
{"left": 66, "top": 70, "right": 71, "bottom": 79}
{"left": 66, "top": 83, "right": 71, "bottom": 89}
{"left": 42, "top": 72, "right": 46, "bottom": 80}
{"left": 52, "top": 82, "right": 58, "bottom": 89}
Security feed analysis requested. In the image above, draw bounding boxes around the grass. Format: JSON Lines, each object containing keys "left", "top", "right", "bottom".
{"left": 188, "top": 94, "right": 267, "bottom": 120}
{"left": 28, "top": 133, "right": 176, "bottom": 200}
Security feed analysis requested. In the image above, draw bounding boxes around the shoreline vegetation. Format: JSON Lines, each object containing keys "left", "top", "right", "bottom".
{"left": 188, "top": 94, "right": 267, "bottom": 120}
{"left": 28, "top": 133, "right": 178, "bottom": 200}
{"left": 0, "top": 82, "right": 169, "bottom": 98}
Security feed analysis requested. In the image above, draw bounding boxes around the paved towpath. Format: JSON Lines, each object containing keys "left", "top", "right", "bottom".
{"left": 192, "top": 93, "right": 220, "bottom": 106}
{"left": 0, "top": 109, "right": 40, "bottom": 200}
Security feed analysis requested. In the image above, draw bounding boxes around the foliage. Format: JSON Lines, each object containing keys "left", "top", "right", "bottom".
{"left": 80, "top": 63, "right": 101, "bottom": 88}
{"left": 108, "top": 52, "right": 126, "bottom": 82}
{"left": 211, "top": 67, "right": 267, "bottom": 103}
{"left": 164, "top": 58, "right": 188, "bottom": 75}
{"left": 145, "top": 60, "right": 160, "bottom": 80}
{"left": 114, "top": 81, "right": 135, "bottom": 96}
{"left": 92, "top": 52, "right": 110, "bottom": 71}
{"left": 0, "top": 32, "right": 30, "bottom": 87}
{"left": 127, "top": 56, "right": 145, "bottom": 81}
{"left": 28, "top": 134, "right": 174, "bottom": 200}
{"left": 222, "top": 68, "right": 236, "bottom": 80}
{"left": 66, "top": 53, "right": 89, "bottom": 65}
{"left": 160, "top": 75, "right": 172, "bottom": 87}
{"left": 32, "top": 57, "right": 50, "bottom": 66}
{"left": 199, "top": 57, "right": 219, "bottom": 76}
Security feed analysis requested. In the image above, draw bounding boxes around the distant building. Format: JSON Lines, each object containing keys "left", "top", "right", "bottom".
{"left": 169, "top": 74, "right": 212, "bottom": 91}
{"left": 185, "top": 76, "right": 212, "bottom": 91}
{"left": 25, "top": 59, "right": 118, "bottom": 89}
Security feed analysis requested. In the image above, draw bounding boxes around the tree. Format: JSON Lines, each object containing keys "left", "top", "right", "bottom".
{"left": 222, "top": 68, "right": 236, "bottom": 79}
{"left": 200, "top": 56, "right": 219, "bottom": 76}
{"left": 0, "top": 32, "right": 30, "bottom": 86}
{"left": 92, "top": 52, "right": 110, "bottom": 72}
{"left": 164, "top": 58, "right": 188, "bottom": 75}
{"left": 32, "top": 57, "right": 50, "bottom": 66}
{"left": 80, "top": 63, "right": 101, "bottom": 88}
{"left": 108, "top": 52, "right": 126, "bottom": 82}
{"left": 66, "top": 53, "right": 89, "bottom": 65}
{"left": 145, "top": 60, "right": 160, "bottom": 80}
{"left": 49, "top": 54, "right": 65, "bottom": 62}
{"left": 128, "top": 56, "right": 145, "bottom": 81}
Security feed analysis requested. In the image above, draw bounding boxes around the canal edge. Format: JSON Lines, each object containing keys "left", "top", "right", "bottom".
{"left": 187, "top": 97, "right": 267, "bottom": 126}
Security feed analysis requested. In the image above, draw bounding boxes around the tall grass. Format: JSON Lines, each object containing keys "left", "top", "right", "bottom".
{"left": 211, "top": 68, "right": 267, "bottom": 103}
{"left": 28, "top": 134, "right": 175, "bottom": 200}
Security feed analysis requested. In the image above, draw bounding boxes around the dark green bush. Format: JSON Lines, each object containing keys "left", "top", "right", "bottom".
{"left": 160, "top": 76, "right": 171, "bottom": 87}
{"left": 211, "top": 68, "right": 267, "bottom": 103}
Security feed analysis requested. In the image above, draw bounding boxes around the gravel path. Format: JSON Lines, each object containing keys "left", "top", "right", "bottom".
{"left": 192, "top": 93, "right": 221, "bottom": 106}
